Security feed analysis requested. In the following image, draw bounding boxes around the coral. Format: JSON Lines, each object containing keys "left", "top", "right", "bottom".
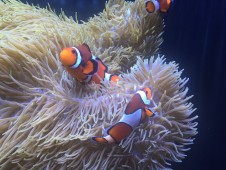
{"left": 0, "top": 0, "right": 197, "bottom": 169}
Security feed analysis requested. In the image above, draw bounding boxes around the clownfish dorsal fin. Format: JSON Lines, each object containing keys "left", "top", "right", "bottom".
{"left": 82, "top": 43, "right": 91, "bottom": 53}
{"left": 83, "top": 60, "right": 98, "bottom": 75}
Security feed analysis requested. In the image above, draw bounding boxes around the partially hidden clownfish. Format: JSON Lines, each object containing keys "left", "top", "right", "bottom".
{"left": 60, "top": 44, "right": 120, "bottom": 84}
{"left": 145, "top": 0, "right": 173, "bottom": 13}
{"left": 92, "top": 87, "right": 156, "bottom": 144}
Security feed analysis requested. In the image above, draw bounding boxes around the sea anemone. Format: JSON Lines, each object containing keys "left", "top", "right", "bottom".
{"left": 0, "top": 0, "right": 197, "bottom": 169}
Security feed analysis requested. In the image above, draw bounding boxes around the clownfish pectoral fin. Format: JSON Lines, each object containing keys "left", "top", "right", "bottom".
{"left": 145, "top": 1, "right": 155, "bottom": 13}
{"left": 107, "top": 122, "right": 133, "bottom": 143}
{"left": 145, "top": 108, "right": 155, "bottom": 117}
{"left": 83, "top": 60, "right": 98, "bottom": 75}
{"left": 92, "top": 137, "right": 108, "bottom": 143}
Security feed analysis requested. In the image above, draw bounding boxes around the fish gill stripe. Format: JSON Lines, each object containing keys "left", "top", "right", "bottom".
{"left": 136, "top": 90, "right": 151, "bottom": 105}
{"left": 104, "top": 73, "right": 111, "bottom": 81}
{"left": 119, "top": 109, "right": 142, "bottom": 128}
{"left": 70, "top": 47, "right": 82, "bottom": 69}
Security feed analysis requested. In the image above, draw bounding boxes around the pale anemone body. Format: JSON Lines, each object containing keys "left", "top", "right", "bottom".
{"left": 0, "top": 0, "right": 197, "bottom": 169}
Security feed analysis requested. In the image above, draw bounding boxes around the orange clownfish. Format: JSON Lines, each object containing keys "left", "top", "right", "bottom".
{"left": 145, "top": 0, "right": 173, "bottom": 13}
{"left": 60, "top": 44, "right": 120, "bottom": 84}
{"left": 92, "top": 87, "right": 156, "bottom": 144}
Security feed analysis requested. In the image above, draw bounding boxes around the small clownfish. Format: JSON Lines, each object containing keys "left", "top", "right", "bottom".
{"left": 145, "top": 0, "right": 173, "bottom": 13}
{"left": 92, "top": 87, "right": 156, "bottom": 144}
{"left": 60, "top": 44, "right": 120, "bottom": 84}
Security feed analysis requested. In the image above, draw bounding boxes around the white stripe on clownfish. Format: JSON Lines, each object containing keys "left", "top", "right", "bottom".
{"left": 92, "top": 87, "right": 156, "bottom": 144}
{"left": 91, "top": 55, "right": 97, "bottom": 60}
{"left": 69, "top": 48, "right": 96, "bottom": 70}
{"left": 70, "top": 47, "right": 82, "bottom": 69}
{"left": 136, "top": 90, "right": 151, "bottom": 105}
{"left": 119, "top": 109, "right": 143, "bottom": 128}
{"left": 60, "top": 44, "right": 121, "bottom": 84}
{"left": 104, "top": 73, "right": 111, "bottom": 81}
{"left": 151, "top": 0, "right": 160, "bottom": 12}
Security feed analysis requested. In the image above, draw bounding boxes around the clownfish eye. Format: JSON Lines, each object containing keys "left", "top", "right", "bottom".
{"left": 71, "top": 49, "right": 76, "bottom": 54}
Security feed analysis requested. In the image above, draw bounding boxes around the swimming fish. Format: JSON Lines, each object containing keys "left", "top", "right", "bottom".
{"left": 145, "top": 0, "right": 173, "bottom": 13}
{"left": 60, "top": 44, "right": 120, "bottom": 84}
{"left": 92, "top": 87, "right": 156, "bottom": 144}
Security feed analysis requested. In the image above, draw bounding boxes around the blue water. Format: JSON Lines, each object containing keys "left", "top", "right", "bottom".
{"left": 163, "top": 1, "right": 226, "bottom": 169}
{"left": 20, "top": 0, "right": 226, "bottom": 169}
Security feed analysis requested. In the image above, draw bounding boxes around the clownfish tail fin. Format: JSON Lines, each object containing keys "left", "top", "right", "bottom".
{"left": 92, "top": 137, "right": 108, "bottom": 143}
{"left": 110, "top": 74, "right": 120, "bottom": 83}
{"left": 104, "top": 73, "right": 120, "bottom": 83}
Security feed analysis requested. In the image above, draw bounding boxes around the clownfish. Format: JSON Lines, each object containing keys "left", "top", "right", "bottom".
{"left": 145, "top": 0, "right": 173, "bottom": 13}
{"left": 92, "top": 87, "right": 156, "bottom": 144}
{"left": 60, "top": 44, "right": 120, "bottom": 84}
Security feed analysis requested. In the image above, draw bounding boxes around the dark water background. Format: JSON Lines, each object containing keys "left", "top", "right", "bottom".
{"left": 20, "top": 0, "right": 226, "bottom": 169}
